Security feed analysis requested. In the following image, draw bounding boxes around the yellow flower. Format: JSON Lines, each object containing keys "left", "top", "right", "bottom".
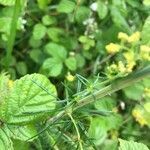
{"left": 132, "top": 109, "right": 148, "bottom": 127}
{"left": 118, "top": 32, "right": 129, "bottom": 41}
{"left": 66, "top": 72, "right": 75, "bottom": 82}
{"left": 8, "top": 80, "right": 13, "bottom": 88}
{"left": 118, "top": 61, "right": 126, "bottom": 73}
{"left": 105, "top": 43, "right": 121, "bottom": 54}
{"left": 126, "top": 61, "right": 136, "bottom": 73}
{"left": 128, "top": 31, "right": 140, "bottom": 43}
{"left": 123, "top": 51, "right": 134, "bottom": 62}
{"left": 140, "top": 45, "right": 150, "bottom": 61}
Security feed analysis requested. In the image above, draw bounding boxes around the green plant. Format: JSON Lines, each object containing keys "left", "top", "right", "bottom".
{"left": 0, "top": 0, "right": 150, "bottom": 149}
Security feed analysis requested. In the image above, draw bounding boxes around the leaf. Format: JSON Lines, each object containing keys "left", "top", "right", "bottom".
{"left": 0, "top": 0, "right": 14, "bottom": 6}
{"left": 0, "top": 17, "right": 11, "bottom": 33}
{"left": 37, "top": 0, "right": 52, "bottom": 9}
{"left": 118, "top": 139, "right": 149, "bottom": 150}
{"left": 0, "top": 126, "right": 14, "bottom": 150}
{"left": 0, "top": 73, "right": 10, "bottom": 105}
{"left": 97, "top": 1, "right": 108, "bottom": 19}
{"left": 33, "top": 23, "right": 47, "bottom": 40}
{"left": 16, "top": 61, "right": 27, "bottom": 75}
{"left": 141, "top": 16, "right": 150, "bottom": 46}
{"left": 8, "top": 124, "right": 37, "bottom": 141}
{"left": 42, "top": 58, "right": 63, "bottom": 77}
{"left": 0, "top": 74, "right": 57, "bottom": 124}
{"left": 57, "top": 0, "right": 75, "bottom": 13}
{"left": 42, "top": 15, "right": 57, "bottom": 26}
{"left": 110, "top": 5, "right": 130, "bottom": 32}
{"left": 94, "top": 96, "right": 116, "bottom": 111}
{"left": 88, "top": 117, "right": 107, "bottom": 145}
{"left": 75, "top": 54, "right": 85, "bottom": 68}
{"left": 75, "top": 6, "right": 91, "bottom": 23}
{"left": 29, "top": 49, "right": 44, "bottom": 64}
{"left": 47, "top": 27, "right": 64, "bottom": 42}
{"left": 44, "top": 43, "right": 67, "bottom": 61}
{"left": 123, "top": 83, "right": 144, "bottom": 101}
{"left": 65, "top": 57, "right": 77, "bottom": 71}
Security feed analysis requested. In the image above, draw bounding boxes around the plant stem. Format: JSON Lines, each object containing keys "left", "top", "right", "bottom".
{"left": 47, "top": 65, "right": 150, "bottom": 126}
{"left": 5, "top": 0, "right": 21, "bottom": 68}
{"left": 68, "top": 113, "right": 83, "bottom": 150}
{"left": 74, "top": 65, "right": 150, "bottom": 110}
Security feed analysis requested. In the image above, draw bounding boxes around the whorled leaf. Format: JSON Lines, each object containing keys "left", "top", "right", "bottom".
{"left": 0, "top": 74, "right": 57, "bottom": 124}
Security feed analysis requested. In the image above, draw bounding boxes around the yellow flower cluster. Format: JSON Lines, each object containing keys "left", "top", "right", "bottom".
{"left": 118, "top": 32, "right": 128, "bottom": 41}
{"left": 105, "top": 43, "right": 121, "bottom": 54}
{"left": 132, "top": 109, "right": 148, "bottom": 127}
{"left": 118, "top": 31, "right": 140, "bottom": 43}
{"left": 123, "top": 51, "right": 136, "bottom": 72}
{"left": 66, "top": 72, "right": 75, "bottom": 82}
{"left": 140, "top": 45, "right": 150, "bottom": 61}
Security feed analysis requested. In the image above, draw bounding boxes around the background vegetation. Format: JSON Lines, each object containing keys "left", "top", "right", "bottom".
{"left": 0, "top": 0, "right": 150, "bottom": 149}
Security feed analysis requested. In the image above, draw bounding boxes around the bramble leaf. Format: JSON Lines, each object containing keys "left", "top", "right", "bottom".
{"left": 0, "top": 74, "right": 57, "bottom": 124}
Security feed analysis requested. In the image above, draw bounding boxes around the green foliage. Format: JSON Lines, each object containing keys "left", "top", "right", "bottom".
{"left": 0, "top": 0, "right": 150, "bottom": 149}
{"left": 0, "top": 74, "right": 57, "bottom": 124}
{"left": 118, "top": 139, "right": 149, "bottom": 150}
{"left": 142, "top": 16, "right": 150, "bottom": 46}
{"left": 0, "top": 0, "right": 14, "bottom": 6}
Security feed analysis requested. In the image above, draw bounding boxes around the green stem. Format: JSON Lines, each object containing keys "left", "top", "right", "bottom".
{"left": 5, "top": 0, "right": 21, "bottom": 68}
{"left": 46, "top": 65, "right": 150, "bottom": 128}
{"left": 74, "top": 65, "right": 150, "bottom": 110}
{"left": 68, "top": 113, "right": 83, "bottom": 150}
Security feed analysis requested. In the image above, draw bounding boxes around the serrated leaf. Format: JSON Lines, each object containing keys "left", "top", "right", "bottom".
{"left": 142, "top": 16, "right": 150, "bottom": 46}
{"left": 119, "top": 139, "right": 149, "bottom": 150}
{"left": 44, "top": 43, "right": 67, "bottom": 61}
{"left": 0, "top": 74, "right": 57, "bottom": 124}
{"left": 42, "top": 58, "right": 63, "bottom": 77}
{"left": 0, "top": 0, "right": 14, "bottom": 6}
{"left": 0, "top": 126, "right": 14, "bottom": 150}
{"left": 8, "top": 124, "right": 37, "bottom": 141}
{"left": 57, "top": 0, "right": 75, "bottom": 13}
